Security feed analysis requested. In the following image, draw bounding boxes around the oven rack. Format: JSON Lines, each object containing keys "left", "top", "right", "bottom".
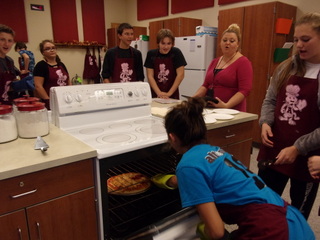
{"left": 104, "top": 148, "right": 182, "bottom": 239}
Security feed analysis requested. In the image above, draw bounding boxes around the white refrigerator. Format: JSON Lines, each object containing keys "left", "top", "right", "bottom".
{"left": 130, "top": 39, "right": 149, "bottom": 82}
{"left": 175, "top": 35, "right": 217, "bottom": 99}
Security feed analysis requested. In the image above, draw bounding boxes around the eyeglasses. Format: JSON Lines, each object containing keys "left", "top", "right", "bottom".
{"left": 43, "top": 47, "right": 56, "bottom": 52}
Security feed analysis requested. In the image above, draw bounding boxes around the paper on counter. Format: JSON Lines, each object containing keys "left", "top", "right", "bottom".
{"left": 153, "top": 98, "right": 181, "bottom": 104}
{"left": 151, "top": 107, "right": 171, "bottom": 117}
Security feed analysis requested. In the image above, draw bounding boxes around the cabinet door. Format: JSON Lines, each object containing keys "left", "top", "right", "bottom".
{"left": 149, "top": 20, "right": 164, "bottom": 50}
{"left": 27, "top": 188, "right": 98, "bottom": 240}
{"left": 226, "top": 139, "right": 253, "bottom": 168}
{"left": 241, "top": 2, "right": 277, "bottom": 144}
{"left": 164, "top": 17, "right": 202, "bottom": 37}
{"left": 242, "top": 2, "right": 296, "bottom": 143}
{"left": 0, "top": 209, "right": 29, "bottom": 240}
{"left": 133, "top": 26, "right": 147, "bottom": 40}
{"left": 216, "top": 7, "right": 244, "bottom": 57}
{"left": 107, "top": 28, "right": 118, "bottom": 49}
{"left": 206, "top": 121, "right": 254, "bottom": 168}
{"left": 178, "top": 17, "right": 202, "bottom": 36}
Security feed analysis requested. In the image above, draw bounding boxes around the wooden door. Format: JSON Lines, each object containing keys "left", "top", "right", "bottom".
{"left": 242, "top": 2, "right": 296, "bottom": 144}
{"left": 216, "top": 7, "right": 245, "bottom": 57}
{"left": 0, "top": 210, "right": 29, "bottom": 240}
{"left": 242, "top": 2, "right": 277, "bottom": 144}
{"left": 27, "top": 188, "right": 98, "bottom": 240}
{"left": 149, "top": 20, "right": 164, "bottom": 50}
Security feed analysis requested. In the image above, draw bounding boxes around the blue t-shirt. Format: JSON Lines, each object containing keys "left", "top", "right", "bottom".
{"left": 176, "top": 144, "right": 314, "bottom": 240}
{"left": 18, "top": 49, "right": 35, "bottom": 73}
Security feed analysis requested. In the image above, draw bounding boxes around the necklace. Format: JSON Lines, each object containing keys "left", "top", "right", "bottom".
{"left": 216, "top": 52, "right": 238, "bottom": 70}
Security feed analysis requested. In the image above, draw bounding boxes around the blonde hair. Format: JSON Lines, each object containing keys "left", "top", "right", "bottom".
{"left": 222, "top": 23, "right": 241, "bottom": 43}
{"left": 275, "top": 12, "right": 320, "bottom": 92}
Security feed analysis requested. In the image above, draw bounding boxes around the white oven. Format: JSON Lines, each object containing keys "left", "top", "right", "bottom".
{"left": 50, "top": 82, "right": 199, "bottom": 240}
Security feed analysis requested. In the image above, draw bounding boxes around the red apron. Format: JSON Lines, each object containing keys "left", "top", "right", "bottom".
{"left": 258, "top": 75, "right": 320, "bottom": 182}
{"left": 44, "top": 64, "right": 68, "bottom": 91}
{"left": 217, "top": 202, "right": 289, "bottom": 240}
{"left": 112, "top": 47, "right": 137, "bottom": 83}
{"left": 153, "top": 53, "right": 179, "bottom": 99}
{"left": 0, "top": 58, "right": 16, "bottom": 104}
{"left": 83, "top": 48, "right": 100, "bottom": 83}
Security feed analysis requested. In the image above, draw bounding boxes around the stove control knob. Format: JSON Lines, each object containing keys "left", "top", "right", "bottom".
{"left": 75, "top": 94, "right": 83, "bottom": 103}
{"left": 128, "top": 91, "right": 133, "bottom": 97}
{"left": 134, "top": 89, "right": 140, "bottom": 97}
{"left": 141, "top": 87, "right": 148, "bottom": 96}
{"left": 64, "top": 93, "right": 73, "bottom": 103}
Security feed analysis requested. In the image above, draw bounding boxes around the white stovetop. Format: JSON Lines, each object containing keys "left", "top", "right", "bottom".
{"left": 64, "top": 115, "right": 168, "bottom": 159}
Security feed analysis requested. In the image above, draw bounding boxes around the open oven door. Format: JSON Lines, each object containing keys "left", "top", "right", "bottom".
{"left": 127, "top": 207, "right": 200, "bottom": 240}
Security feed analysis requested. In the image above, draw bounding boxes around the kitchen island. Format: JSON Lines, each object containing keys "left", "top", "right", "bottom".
{"left": 0, "top": 124, "right": 99, "bottom": 240}
{"left": 152, "top": 100, "right": 258, "bottom": 168}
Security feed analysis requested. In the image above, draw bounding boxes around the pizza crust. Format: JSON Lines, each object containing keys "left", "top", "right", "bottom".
{"left": 107, "top": 172, "right": 151, "bottom": 195}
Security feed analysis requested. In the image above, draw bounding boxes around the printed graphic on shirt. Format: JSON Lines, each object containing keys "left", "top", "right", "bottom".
{"left": 205, "top": 149, "right": 224, "bottom": 163}
{"left": 1, "top": 80, "right": 11, "bottom": 101}
{"left": 56, "top": 69, "right": 68, "bottom": 86}
{"left": 158, "top": 63, "right": 169, "bottom": 83}
{"left": 279, "top": 84, "right": 307, "bottom": 125}
{"left": 120, "top": 62, "right": 133, "bottom": 82}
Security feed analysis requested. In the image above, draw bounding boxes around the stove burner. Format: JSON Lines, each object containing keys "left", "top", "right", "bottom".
{"left": 137, "top": 124, "right": 166, "bottom": 135}
{"left": 79, "top": 128, "right": 104, "bottom": 135}
{"left": 97, "top": 133, "right": 137, "bottom": 144}
{"left": 109, "top": 123, "right": 132, "bottom": 130}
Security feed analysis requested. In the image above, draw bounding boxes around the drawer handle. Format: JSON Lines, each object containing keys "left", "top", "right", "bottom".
{"left": 18, "top": 228, "right": 23, "bottom": 240}
{"left": 11, "top": 189, "right": 37, "bottom": 199}
{"left": 225, "top": 134, "right": 236, "bottom": 138}
{"left": 37, "top": 222, "right": 43, "bottom": 240}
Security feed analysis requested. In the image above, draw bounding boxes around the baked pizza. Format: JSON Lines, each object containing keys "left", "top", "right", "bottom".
{"left": 107, "top": 172, "right": 151, "bottom": 195}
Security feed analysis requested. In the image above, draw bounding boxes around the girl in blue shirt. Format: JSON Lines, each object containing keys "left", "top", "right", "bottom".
{"left": 154, "top": 98, "right": 315, "bottom": 240}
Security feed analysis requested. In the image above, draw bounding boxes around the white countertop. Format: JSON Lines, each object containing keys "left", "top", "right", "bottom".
{"left": 151, "top": 101, "right": 258, "bottom": 130}
{"left": 1, "top": 101, "right": 257, "bottom": 181}
{"left": 0, "top": 124, "right": 97, "bottom": 180}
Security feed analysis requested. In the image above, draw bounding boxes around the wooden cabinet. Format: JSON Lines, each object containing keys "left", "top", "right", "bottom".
{"left": 0, "top": 159, "right": 99, "bottom": 240}
{"left": 149, "top": 17, "right": 202, "bottom": 49}
{"left": 206, "top": 121, "right": 254, "bottom": 168}
{"left": 107, "top": 25, "right": 147, "bottom": 48}
{"left": 217, "top": 2, "right": 297, "bottom": 144}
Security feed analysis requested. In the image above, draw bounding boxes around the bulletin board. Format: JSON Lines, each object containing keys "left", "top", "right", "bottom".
{"left": 0, "top": 0, "right": 28, "bottom": 42}
{"left": 81, "top": 0, "right": 106, "bottom": 44}
{"left": 50, "top": 0, "right": 79, "bottom": 42}
{"left": 137, "top": 0, "right": 168, "bottom": 21}
{"left": 171, "top": 0, "right": 214, "bottom": 14}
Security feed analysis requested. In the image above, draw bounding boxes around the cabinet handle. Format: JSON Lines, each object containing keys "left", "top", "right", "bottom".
{"left": 225, "top": 134, "right": 236, "bottom": 138}
{"left": 11, "top": 189, "right": 37, "bottom": 199}
{"left": 18, "top": 228, "right": 23, "bottom": 240}
{"left": 37, "top": 222, "right": 42, "bottom": 240}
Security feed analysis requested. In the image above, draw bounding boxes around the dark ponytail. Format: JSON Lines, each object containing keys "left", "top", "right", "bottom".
{"left": 165, "top": 98, "right": 207, "bottom": 148}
